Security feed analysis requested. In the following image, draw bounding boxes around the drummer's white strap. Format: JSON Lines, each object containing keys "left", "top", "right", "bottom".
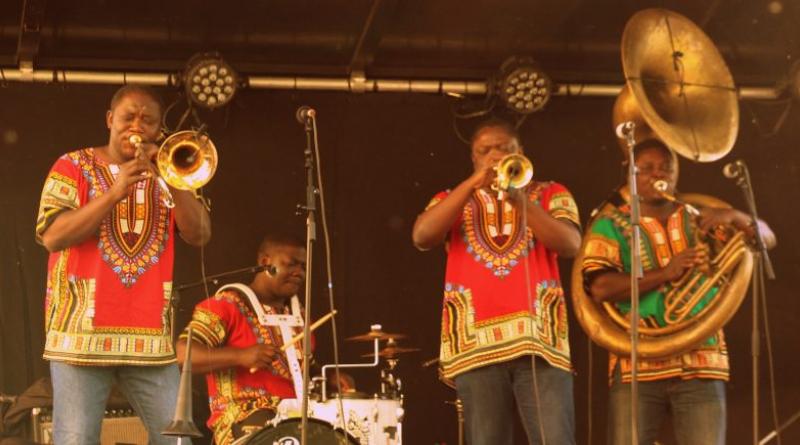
{"left": 216, "top": 284, "right": 305, "bottom": 399}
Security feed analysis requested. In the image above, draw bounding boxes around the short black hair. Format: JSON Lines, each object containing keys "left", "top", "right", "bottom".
{"left": 257, "top": 233, "right": 305, "bottom": 258}
{"left": 633, "top": 139, "right": 672, "bottom": 161}
{"left": 109, "top": 84, "right": 164, "bottom": 114}
{"left": 470, "top": 117, "right": 520, "bottom": 145}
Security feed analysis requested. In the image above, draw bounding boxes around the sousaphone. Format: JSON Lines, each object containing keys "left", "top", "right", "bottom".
{"left": 571, "top": 8, "right": 753, "bottom": 359}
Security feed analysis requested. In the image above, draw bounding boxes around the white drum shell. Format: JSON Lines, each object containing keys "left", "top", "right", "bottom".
{"left": 274, "top": 397, "right": 403, "bottom": 445}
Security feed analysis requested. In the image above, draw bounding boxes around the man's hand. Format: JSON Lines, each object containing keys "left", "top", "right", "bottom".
{"left": 468, "top": 163, "right": 497, "bottom": 191}
{"left": 107, "top": 155, "right": 153, "bottom": 202}
{"left": 662, "top": 247, "right": 707, "bottom": 282}
{"left": 238, "top": 344, "right": 280, "bottom": 371}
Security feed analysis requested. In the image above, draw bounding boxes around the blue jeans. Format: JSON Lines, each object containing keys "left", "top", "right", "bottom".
{"left": 608, "top": 367, "right": 726, "bottom": 445}
{"left": 454, "top": 356, "right": 576, "bottom": 445}
{"left": 50, "top": 361, "right": 186, "bottom": 445}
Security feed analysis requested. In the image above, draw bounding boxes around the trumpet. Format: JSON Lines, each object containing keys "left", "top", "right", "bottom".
{"left": 491, "top": 153, "right": 534, "bottom": 200}
{"left": 129, "top": 134, "right": 176, "bottom": 208}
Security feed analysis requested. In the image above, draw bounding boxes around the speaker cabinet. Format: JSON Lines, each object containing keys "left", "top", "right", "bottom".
{"left": 30, "top": 407, "right": 149, "bottom": 444}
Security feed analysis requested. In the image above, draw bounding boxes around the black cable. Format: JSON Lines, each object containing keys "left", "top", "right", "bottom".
{"left": 760, "top": 257, "right": 782, "bottom": 445}
{"left": 11, "top": 219, "right": 34, "bottom": 385}
{"left": 520, "top": 194, "right": 547, "bottom": 445}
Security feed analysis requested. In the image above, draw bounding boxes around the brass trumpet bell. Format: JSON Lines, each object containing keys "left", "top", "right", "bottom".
{"left": 493, "top": 153, "right": 534, "bottom": 196}
{"left": 621, "top": 8, "right": 739, "bottom": 162}
{"left": 156, "top": 130, "right": 218, "bottom": 191}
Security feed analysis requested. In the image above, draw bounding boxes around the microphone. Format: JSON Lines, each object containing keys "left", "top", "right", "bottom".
{"left": 615, "top": 121, "right": 635, "bottom": 139}
{"left": 723, "top": 159, "right": 746, "bottom": 179}
{"left": 295, "top": 105, "right": 316, "bottom": 124}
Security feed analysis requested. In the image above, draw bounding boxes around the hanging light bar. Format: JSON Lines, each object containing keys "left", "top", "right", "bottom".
{"left": 0, "top": 67, "right": 780, "bottom": 100}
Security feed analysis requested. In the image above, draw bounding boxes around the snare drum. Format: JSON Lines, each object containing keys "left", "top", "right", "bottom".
{"left": 274, "top": 397, "right": 403, "bottom": 445}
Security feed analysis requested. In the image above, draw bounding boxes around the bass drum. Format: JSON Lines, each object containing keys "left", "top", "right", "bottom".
{"left": 235, "top": 417, "right": 358, "bottom": 445}
{"left": 274, "top": 397, "right": 404, "bottom": 445}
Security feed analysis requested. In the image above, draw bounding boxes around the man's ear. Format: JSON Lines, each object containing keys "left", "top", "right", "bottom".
{"left": 258, "top": 253, "right": 277, "bottom": 276}
{"left": 106, "top": 110, "right": 113, "bottom": 129}
{"left": 258, "top": 252, "right": 271, "bottom": 266}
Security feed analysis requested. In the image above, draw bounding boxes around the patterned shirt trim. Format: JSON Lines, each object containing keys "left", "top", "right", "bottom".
{"left": 440, "top": 287, "right": 572, "bottom": 378}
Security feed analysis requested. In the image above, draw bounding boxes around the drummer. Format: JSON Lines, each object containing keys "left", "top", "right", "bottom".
{"left": 176, "top": 234, "right": 352, "bottom": 444}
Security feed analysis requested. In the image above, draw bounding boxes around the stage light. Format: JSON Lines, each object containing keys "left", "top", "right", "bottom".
{"left": 183, "top": 52, "right": 238, "bottom": 109}
{"left": 496, "top": 56, "right": 551, "bottom": 114}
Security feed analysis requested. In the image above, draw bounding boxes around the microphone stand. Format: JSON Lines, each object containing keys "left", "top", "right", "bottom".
{"left": 732, "top": 163, "right": 776, "bottom": 445}
{"left": 621, "top": 124, "right": 644, "bottom": 445}
{"left": 298, "top": 112, "right": 318, "bottom": 445}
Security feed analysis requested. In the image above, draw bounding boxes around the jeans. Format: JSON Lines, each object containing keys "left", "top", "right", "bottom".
{"left": 454, "top": 356, "right": 576, "bottom": 445}
{"left": 50, "top": 361, "right": 185, "bottom": 445}
{"left": 608, "top": 367, "right": 726, "bottom": 445}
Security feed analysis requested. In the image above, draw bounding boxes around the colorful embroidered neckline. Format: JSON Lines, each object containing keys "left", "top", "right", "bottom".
{"left": 461, "top": 189, "right": 532, "bottom": 277}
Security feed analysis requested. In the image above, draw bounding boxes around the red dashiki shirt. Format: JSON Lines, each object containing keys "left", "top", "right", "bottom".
{"left": 35, "top": 148, "right": 175, "bottom": 365}
{"left": 183, "top": 288, "right": 301, "bottom": 445}
{"left": 581, "top": 199, "right": 729, "bottom": 384}
{"left": 428, "top": 181, "right": 580, "bottom": 380}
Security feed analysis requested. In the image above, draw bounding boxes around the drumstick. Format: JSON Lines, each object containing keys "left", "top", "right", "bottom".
{"left": 280, "top": 310, "right": 337, "bottom": 352}
{"left": 249, "top": 310, "right": 337, "bottom": 374}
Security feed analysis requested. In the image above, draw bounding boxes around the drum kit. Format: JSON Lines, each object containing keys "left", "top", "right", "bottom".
{"left": 232, "top": 324, "right": 418, "bottom": 445}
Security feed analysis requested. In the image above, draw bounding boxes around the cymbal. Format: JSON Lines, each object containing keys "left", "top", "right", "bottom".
{"left": 361, "top": 346, "right": 421, "bottom": 358}
{"left": 345, "top": 326, "right": 407, "bottom": 342}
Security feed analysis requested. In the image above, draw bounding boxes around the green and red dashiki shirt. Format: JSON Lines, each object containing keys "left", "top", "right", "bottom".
{"left": 428, "top": 181, "right": 580, "bottom": 380}
{"left": 581, "top": 200, "right": 730, "bottom": 384}
{"left": 36, "top": 148, "right": 176, "bottom": 365}
{"left": 183, "top": 288, "right": 300, "bottom": 445}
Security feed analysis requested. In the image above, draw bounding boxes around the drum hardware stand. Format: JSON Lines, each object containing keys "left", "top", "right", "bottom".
{"left": 728, "top": 160, "right": 777, "bottom": 445}
{"left": 316, "top": 332, "right": 382, "bottom": 402}
{"left": 162, "top": 327, "right": 203, "bottom": 442}
{"left": 444, "top": 399, "right": 465, "bottom": 445}
{"left": 617, "top": 120, "right": 644, "bottom": 445}
{"left": 380, "top": 358, "right": 402, "bottom": 399}
{"left": 760, "top": 410, "right": 800, "bottom": 445}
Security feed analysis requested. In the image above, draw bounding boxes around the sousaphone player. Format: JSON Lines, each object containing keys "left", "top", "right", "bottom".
{"left": 572, "top": 9, "right": 777, "bottom": 445}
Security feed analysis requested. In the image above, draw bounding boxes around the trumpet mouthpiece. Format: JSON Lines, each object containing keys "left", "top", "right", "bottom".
{"left": 128, "top": 134, "right": 143, "bottom": 145}
{"left": 653, "top": 180, "right": 669, "bottom": 192}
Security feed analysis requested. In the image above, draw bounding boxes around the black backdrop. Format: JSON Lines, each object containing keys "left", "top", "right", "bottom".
{"left": 1, "top": 83, "right": 799, "bottom": 444}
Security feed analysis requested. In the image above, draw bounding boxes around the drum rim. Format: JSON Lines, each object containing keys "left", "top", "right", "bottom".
{"left": 242, "top": 416, "right": 359, "bottom": 444}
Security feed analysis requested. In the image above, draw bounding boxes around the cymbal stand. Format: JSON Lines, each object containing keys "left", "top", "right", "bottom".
{"left": 445, "top": 399, "right": 465, "bottom": 445}
{"left": 316, "top": 337, "right": 381, "bottom": 402}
